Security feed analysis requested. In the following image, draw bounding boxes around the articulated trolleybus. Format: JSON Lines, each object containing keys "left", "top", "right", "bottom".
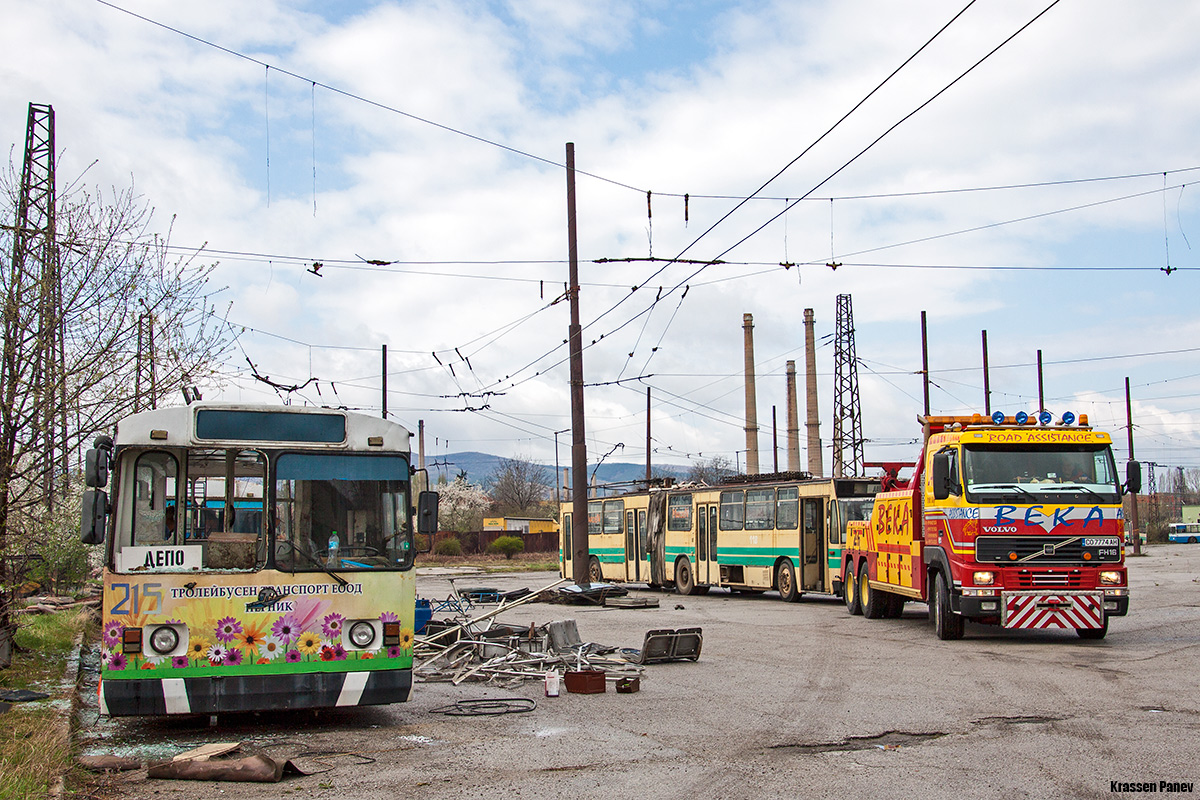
{"left": 81, "top": 404, "right": 438, "bottom": 716}
{"left": 561, "top": 473, "right": 880, "bottom": 600}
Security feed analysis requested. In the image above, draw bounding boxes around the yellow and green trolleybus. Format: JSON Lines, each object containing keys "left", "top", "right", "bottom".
{"left": 560, "top": 474, "right": 880, "bottom": 600}
{"left": 81, "top": 403, "right": 437, "bottom": 716}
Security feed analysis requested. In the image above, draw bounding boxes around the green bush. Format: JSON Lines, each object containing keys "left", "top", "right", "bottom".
{"left": 433, "top": 537, "right": 463, "bottom": 556}
{"left": 487, "top": 535, "right": 525, "bottom": 560}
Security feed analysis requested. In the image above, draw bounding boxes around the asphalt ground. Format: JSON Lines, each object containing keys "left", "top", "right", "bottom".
{"left": 78, "top": 546, "right": 1200, "bottom": 800}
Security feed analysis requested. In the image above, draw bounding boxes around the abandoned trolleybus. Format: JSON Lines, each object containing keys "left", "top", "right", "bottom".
{"left": 560, "top": 473, "right": 880, "bottom": 600}
{"left": 81, "top": 403, "right": 437, "bottom": 716}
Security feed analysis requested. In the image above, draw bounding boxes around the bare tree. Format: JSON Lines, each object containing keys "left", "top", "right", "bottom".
{"left": 686, "top": 455, "right": 735, "bottom": 485}
{"left": 488, "top": 456, "right": 552, "bottom": 518}
{"left": 1, "top": 165, "right": 229, "bottom": 665}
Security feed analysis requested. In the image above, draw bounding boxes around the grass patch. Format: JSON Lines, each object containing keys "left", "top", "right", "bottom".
{"left": 0, "top": 607, "right": 92, "bottom": 800}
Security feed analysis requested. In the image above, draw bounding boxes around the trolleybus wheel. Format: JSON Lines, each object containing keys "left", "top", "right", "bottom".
{"left": 861, "top": 562, "right": 887, "bottom": 619}
{"left": 844, "top": 564, "right": 862, "bottom": 615}
{"left": 776, "top": 560, "right": 800, "bottom": 603}
{"left": 1076, "top": 615, "right": 1109, "bottom": 640}
{"left": 588, "top": 556, "right": 604, "bottom": 585}
{"left": 933, "top": 572, "right": 965, "bottom": 640}
{"left": 674, "top": 558, "right": 695, "bottom": 595}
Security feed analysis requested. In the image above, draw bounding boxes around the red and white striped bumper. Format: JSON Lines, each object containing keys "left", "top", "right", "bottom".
{"left": 1002, "top": 591, "right": 1105, "bottom": 630}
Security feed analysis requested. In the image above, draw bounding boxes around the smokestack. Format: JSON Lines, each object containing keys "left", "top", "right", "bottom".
{"left": 786, "top": 361, "right": 800, "bottom": 472}
{"left": 743, "top": 313, "right": 760, "bottom": 475}
{"left": 804, "top": 309, "right": 823, "bottom": 477}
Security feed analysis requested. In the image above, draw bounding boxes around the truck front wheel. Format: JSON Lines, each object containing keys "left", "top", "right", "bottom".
{"left": 933, "top": 572, "right": 965, "bottom": 640}
{"left": 1076, "top": 615, "right": 1109, "bottom": 640}
{"left": 844, "top": 564, "right": 862, "bottom": 615}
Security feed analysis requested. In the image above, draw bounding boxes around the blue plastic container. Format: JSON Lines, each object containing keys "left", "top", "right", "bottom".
{"left": 414, "top": 598, "right": 432, "bottom": 634}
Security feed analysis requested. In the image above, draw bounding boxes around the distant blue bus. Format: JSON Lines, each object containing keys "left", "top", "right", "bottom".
{"left": 1168, "top": 523, "right": 1200, "bottom": 544}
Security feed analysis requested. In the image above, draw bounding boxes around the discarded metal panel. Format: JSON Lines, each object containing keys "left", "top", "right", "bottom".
{"left": 147, "top": 754, "right": 306, "bottom": 783}
{"left": 639, "top": 628, "right": 703, "bottom": 664}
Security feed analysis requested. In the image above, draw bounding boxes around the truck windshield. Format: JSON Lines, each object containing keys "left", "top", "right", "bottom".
{"left": 962, "top": 444, "right": 1121, "bottom": 505}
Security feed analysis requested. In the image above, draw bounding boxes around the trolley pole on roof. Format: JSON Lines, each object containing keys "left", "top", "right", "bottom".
{"left": 566, "top": 143, "right": 590, "bottom": 588}
{"left": 1125, "top": 377, "right": 1141, "bottom": 556}
{"left": 920, "top": 311, "right": 930, "bottom": 417}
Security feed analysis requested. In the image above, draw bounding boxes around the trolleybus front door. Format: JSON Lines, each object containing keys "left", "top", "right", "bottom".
{"left": 625, "top": 509, "right": 647, "bottom": 582}
{"left": 801, "top": 498, "right": 824, "bottom": 591}
{"left": 696, "top": 503, "right": 718, "bottom": 586}
{"left": 561, "top": 512, "right": 573, "bottom": 580}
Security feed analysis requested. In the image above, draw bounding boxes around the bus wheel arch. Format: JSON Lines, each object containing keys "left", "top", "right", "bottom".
{"left": 775, "top": 558, "right": 800, "bottom": 603}
{"left": 674, "top": 556, "right": 696, "bottom": 595}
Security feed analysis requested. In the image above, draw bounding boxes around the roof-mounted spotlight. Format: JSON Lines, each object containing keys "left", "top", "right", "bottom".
{"left": 991, "top": 411, "right": 1006, "bottom": 425}
{"left": 1061, "top": 411, "right": 1076, "bottom": 426}
{"left": 1038, "top": 410, "right": 1053, "bottom": 426}
{"left": 1015, "top": 411, "right": 1029, "bottom": 425}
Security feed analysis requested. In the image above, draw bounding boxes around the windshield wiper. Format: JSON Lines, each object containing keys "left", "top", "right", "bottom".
{"left": 1056, "top": 484, "right": 1107, "bottom": 503}
{"left": 279, "top": 542, "right": 348, "bottom": 586}
{"left": 973, "top": 483, "right": 1036, "bottom": 500}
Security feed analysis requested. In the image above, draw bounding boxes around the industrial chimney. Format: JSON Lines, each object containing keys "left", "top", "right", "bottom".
{"left": 743, "top": 313, "right": 760, "bottom": 475}
{"left": 786, "top": 361, "right": 800, "bottom": 472}
{"left": 804, "top": 308, "right": 823, "bottom": 476}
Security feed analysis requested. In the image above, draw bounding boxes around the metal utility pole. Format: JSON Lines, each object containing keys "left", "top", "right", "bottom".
{"left": 920, "top": 311, "right": 930, "bottom": 417}
{"left": 645, "top": 387, "right": 652, "bottom": 484}
{"left": 1125, "top": 377, "right": 1141, "bottom": 556}
{"left": 1036, "top": 349, "right": 1045, "bottom": 412}
{"left": 832, "top": 294, "right": 864, "bottom": 477}
{"left": 381, "top": 345, "right": 388, "bottom": 418}
{"left": 981, "top": 330, "right": 991, "bottom": 416}
{"left": 566, "top": 143, "right": 590, "bottom": 587}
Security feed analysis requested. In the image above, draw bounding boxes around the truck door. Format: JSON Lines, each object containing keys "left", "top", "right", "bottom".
{"left": 801, "top": 498, "right": 824, "bottom": 591}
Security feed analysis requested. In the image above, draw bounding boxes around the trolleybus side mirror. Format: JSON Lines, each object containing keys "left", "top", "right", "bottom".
{"left": 1125, "top": 461, "right": 1142, "bottom": 495}
{"left": 931, "top": 452, "right": 952, "bottom": 501}
{"left": 416, "top": 490, "right": 439, "bottom": 552}
{"left": 85, "top": 435, "right": 114, "bottom": 488}
{"left": 81, "top": 489, "right": 109, "bottom": 545}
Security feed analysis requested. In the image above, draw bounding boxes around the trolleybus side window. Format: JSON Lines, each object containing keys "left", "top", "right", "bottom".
{"left": 587, "top": 501, "right": 602, "bottom": 536}
{"left": 720, "top": 490, "right": 744, "bottom": 531}
{"left": 602, "top": 500, "right": 624, "bottom": 535}
{"left": 130, "top": 451, "right": 179, "bottom": 547}
{"left": 667, "top": 493, "right": 693, "bottom": 531}
{"left": 746, "top": 488, "right": 775, "bottom": 530}
{"left": 776, "top": 487, "right": 799, "bottom": 530}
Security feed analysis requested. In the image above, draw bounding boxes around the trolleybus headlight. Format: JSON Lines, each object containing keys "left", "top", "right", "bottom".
{"left": 973, "top": 571, "right": 994, "bottom": 585}
{"left": 1099, "top": 571, "right": 1123, "bottom": 586}
{"left": 148, "top": 626, "right": 180, "bottom": 656}
{"left": 348, "top": 621, "right": 376, "bottom": 649}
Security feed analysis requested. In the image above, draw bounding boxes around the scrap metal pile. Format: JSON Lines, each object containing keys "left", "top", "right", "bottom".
{"left": 413, "top": 578, "right": 699, "bottom": 689}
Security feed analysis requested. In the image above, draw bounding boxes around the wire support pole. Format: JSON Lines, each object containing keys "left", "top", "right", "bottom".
{"left": 566, "top": 143, "right": 589, "bottom": 588}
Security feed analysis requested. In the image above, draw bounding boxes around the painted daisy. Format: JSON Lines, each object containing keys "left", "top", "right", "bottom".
{"left": 214, "top": 616, "right": 243, "bottom": 643}
{"left": 224, "top": 648, "right": 244, "bottom": 666}
{"left": 171, "top": 656, "right": 189, "bottom": 668}
{"left": 321, "top": 613, "right": 345, "bottom": 640}
{"left": 187, "top": 637, "right": 212, "bottom": 661}
{"left": 271, "top": 614, "right": 300, "bottom": 643}
{"left": 106, "top": 652, "right": 127, "bottom": 671}
{"left": 102, "top": 620, "right": 124, "bottom": 648}
{"left": 259, "top": 634, "right": 285, "bottom": 661}
{"left": 380, "top": 611, "right": 398, "bottom": 623}
{"left": 285, "top": 649, "right": 303, "bottom": 663}
{"left": 206, "top": 643, "right": 227, "bottom": 665}
{"left": 399, "top": 628, "right": 415, "bottom": 649}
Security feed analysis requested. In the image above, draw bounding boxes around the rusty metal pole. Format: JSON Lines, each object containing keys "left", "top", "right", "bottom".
{"left": 566, "top": 143, "right": 590, "bottom": 587}
{"left": 982, "top": 330, "right": 991, "bottom": 416}
{"left": 1126, "top": 377, "right": 1141, "bottom": 556}
{"left": 645, "top": 387, "right": 651, "bottom": 484}
{"left": 920, "top": 311, "right": 930, "bottom": 417}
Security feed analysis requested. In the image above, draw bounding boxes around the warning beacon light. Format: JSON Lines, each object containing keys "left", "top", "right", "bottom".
{"left": 1015, "top": 411, "right": 1029, "bottom": 425}
{"left": 991, "top": 411, "right": 1006, "bottom": 425}
{"left": 1061, "top": 411, "right": 1076, "bottom": 426}
{"left": 1038, "top": 410, "right": 1053, "bottom": 426}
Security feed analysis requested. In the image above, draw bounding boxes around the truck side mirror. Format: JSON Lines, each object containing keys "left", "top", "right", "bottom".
{"left": 1125, "top": 461, "right": 1142, "bottom": 495}
{"left": 416, "top": 490, "right": 439, "bottom": 551}
{"left": 81, "top": 489, "right": 109, "bottom": 544}
{"left": 931, "top": 452, "right": 951, "bottom": 501}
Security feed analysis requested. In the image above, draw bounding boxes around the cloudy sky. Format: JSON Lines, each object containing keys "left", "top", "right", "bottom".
{"left": 3, "top": 0, "right": 1199, "bottom": 482}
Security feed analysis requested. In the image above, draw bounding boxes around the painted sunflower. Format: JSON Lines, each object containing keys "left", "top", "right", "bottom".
{"left": 296, "top": 631, "right": 322, "bottom": 654}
